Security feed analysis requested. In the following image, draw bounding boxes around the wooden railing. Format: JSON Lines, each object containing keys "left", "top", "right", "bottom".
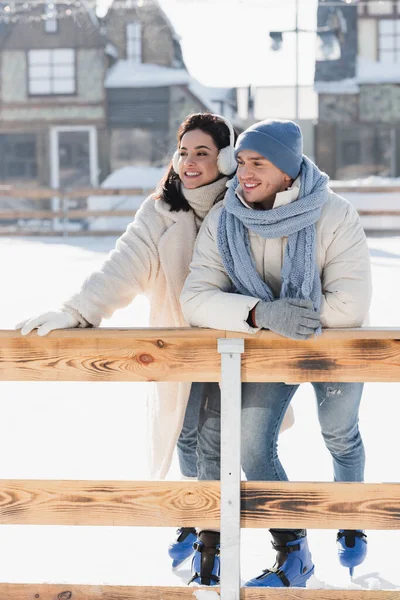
{"left": 1, "top": 327, "right": 400, "bottom": 598}
{"left": 0, "top": 185, "right": 400, "bottom": 236}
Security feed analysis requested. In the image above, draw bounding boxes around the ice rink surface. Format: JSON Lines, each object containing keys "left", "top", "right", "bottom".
{"left": 1, "top": 233, "right": 400, "bottom": 588}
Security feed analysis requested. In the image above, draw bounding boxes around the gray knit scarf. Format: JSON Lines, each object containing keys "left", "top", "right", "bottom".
{"left": 217, "top": 156, "right": 329, "bottom": 314}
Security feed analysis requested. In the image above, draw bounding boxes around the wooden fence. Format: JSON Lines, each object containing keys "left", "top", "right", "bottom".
{"left": 0, "top": 185, "right": 400, "bottom": 236}
{"left": 1, "top": 327, "right": 400, "bottom": 598}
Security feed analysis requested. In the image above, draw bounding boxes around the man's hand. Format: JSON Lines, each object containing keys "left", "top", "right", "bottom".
{"left": 254, "top": 298, "right": 320, "bottom": 340}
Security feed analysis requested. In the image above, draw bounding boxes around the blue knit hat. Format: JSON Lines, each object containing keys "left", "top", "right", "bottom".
{"left": 235, "top": 119, "right": 303, "bottom": 179}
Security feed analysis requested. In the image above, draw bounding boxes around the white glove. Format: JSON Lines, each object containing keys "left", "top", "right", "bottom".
{"left": 16, "top": 310, "right": 80, "bottom": 337}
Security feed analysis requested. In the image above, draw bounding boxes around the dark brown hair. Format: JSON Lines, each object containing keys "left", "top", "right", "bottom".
{"left": 154, "top": 113, "right": 237, "bottom": 212}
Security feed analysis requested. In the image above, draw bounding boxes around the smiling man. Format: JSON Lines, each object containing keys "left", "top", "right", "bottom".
{"left": 180, "top": 119, "right": 372, "bottom": 588}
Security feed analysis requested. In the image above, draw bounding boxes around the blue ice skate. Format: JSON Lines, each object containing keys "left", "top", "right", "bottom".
{"left": 244, "top": 531, "right": 314, "bottom": 588}
{"left": 168, "top": 527, "right": 197, "bottom": 570}
{"left": 337, "top": 530, "right": 367, "bottom": 577}
{"left": 188, "top": 530, "right": 220, "bottom": 586}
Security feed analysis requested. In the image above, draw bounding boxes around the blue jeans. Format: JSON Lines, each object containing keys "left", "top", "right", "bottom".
{"left": 176, "top": 382, "right": 206, "bottom": 478}
{"left": 197, "top": 382, "right": 365, "bottom": 483}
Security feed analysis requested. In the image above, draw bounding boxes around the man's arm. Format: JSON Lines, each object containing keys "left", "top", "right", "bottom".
{"left": 181, "top": 209, "right": 260, "bottom": 333}
{"left": 320, "top": 201, "right": 372, "bottom": 328}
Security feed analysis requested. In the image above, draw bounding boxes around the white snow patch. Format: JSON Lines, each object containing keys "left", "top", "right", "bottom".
{"left": 307, "top": 574, "right": 362, "bottom": 590}
{"left": 3, "top": 234, "right": 400, "bottom": 587}
{"left": 192, "top": 591, "right": 220, "bottom": 599}
{"left": 366, "top": 578, "right": 382, "bottom": 590}
{"left": 315, "top": 57, "right": 400, "bottom": 94}
{"left": 358, "top": 57, "right": 400, "bottom": 84}
{"left": 332, "top": 176, "right": 400, "bottom": 188}
{"left": 87, "top": 165, "right": 167, "bottom": 231}
{"left": 105, "top": 61, "right": 190, "bottom": 88}
{"left": 314, "top": 79, "right": 359, "bottom": 94}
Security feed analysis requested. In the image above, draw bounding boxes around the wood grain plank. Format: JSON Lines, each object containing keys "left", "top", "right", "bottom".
{"left": 0, "top": 480, "right": 399, "bottom": 530}
{"left": 3, "top": 329, "right": 400, "bottom": 383}
{"left": 241, "top": 481, "right": 400, "bottom": 529}
{"left": 0, "top": 329, "right": 225, "bottom": 382}
{"left": 240, "top": 336, "right": 400, "bottom": 383}
{"left": 0, "top": 584, "right": 395, "bottom": 599}
{"left": 0, "top": 210, "right": 138, "bottom": 220}
{"left": 0, "top": 480, "right": 220, "bottom": 528}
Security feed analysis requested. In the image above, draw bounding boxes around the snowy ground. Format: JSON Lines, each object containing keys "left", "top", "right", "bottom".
{"left": 1, "top": 233, "right": 400, "bottom": 588}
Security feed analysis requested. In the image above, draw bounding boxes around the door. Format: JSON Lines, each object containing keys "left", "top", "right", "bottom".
{"left": 50, "top": 126, "right": 98, "bottom": 228}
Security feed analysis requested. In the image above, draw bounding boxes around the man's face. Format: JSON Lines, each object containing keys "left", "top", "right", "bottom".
{"left": 236, "top": 150, "right": 292, "bottom": 208}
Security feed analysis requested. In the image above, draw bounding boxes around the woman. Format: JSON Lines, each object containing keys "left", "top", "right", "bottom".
{"left": 16, "top": 113, "right": 294, "bottom": 573}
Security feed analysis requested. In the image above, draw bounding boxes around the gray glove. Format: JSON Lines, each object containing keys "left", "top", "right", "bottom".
{"left": 254, "top": 298, "right": 320, "bottom": 340}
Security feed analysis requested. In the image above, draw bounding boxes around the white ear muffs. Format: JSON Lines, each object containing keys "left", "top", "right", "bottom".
{"left": 172, "top": 149, "right": 180, "bottom": 173}
{"left": 214, "top": 114, "right": 237, "bottom": 175}
{"left": 172, "top": 114, "right": 237, "bottom": 176}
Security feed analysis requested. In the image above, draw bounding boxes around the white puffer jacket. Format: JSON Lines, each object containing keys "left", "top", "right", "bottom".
{"left": 181, "top": 182, "right": 372, "bottom": 333}
{"left": 62, "top": 181, "right": 294, "bottom": 479}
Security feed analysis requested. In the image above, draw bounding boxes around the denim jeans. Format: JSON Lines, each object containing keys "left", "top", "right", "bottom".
{"left": 197, "top": 381, "right": 365, "bottom": 483}
{"left": 176, "top": 382, "right": 207, "bottom": 478}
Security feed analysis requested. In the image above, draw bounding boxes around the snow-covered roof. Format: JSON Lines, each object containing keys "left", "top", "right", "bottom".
{"left": 104, "top": 61, "right": 237, "bottom": 119}
{"left": 314, "top": 78, "right": 359, "bottom": 94}
{"left": 98, "top": 165, "right": 167, "bottom": 189}
{"left": 357, "top": 57, "right": 400, "bottom": 85}
{"left": 105, "top": 61, "right": 190, "bottom": 88}
{"left": 315, "top": 57, "right": 400, "bottom": 93}
{"left": 188, "top": 79, "right": 234, "bottom": 114}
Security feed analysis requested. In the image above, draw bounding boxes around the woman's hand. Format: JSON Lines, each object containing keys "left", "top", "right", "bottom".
{"left": 15, "top": 310, "right": 80, "bottom": 336}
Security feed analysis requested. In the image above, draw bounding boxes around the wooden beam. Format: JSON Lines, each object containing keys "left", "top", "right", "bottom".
{"left": 0, "top": 584, "right": 395, "bottom": 599}
{"left": 241, "top": 481, "right": 400, "bottom": 530}
{"left": 0, "top": 210, "right": 138, "bottom": 220}
{"left": 358, "top": 211, "right": 400, "bottom": 216}
{"left": 0, "top": 230, "right": 126, "bottom": 238}
{"left": 331, "top": 185, "right": 400, "bottom": 193}
{"left": 0, "top": 188, "right": 149, "bottom": 199}
{"left": 0, "top": 329, "right": 223, "bottom": 382}
{"left": 2, "top": 329, "right": 400, "bottom": 383}
{"left": 0, "top": 187, "right": 60, "bottom": 199}
{"left": 0, "top": 480, "right": 399, "bottom": 530}
{"left": 0, "top": 585, "right": 389, "bottom": 600}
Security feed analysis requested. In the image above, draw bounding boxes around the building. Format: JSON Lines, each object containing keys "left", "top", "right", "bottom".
{"left": 0, "top": 1, "right": 109, "bottom": 191}
{"left": 103, "top": 2, "right": 238, "bottom": 171}
{"left": 314, "top": 0, "right": 400, "bottom": 180}
{"left": 0, "top": 0, "right": 239, "bottom": 192}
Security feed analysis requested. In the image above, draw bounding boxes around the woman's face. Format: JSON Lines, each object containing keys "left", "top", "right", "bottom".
{"left": 177, "top": 129, "right": 220, "bottom": 189}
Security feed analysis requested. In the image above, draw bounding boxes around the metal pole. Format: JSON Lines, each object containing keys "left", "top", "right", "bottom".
{"left": 295, "top": 0, "right": 299, "bottom": 121}
{"left": 218, "top": 338, "right": 245, "bottom": 600}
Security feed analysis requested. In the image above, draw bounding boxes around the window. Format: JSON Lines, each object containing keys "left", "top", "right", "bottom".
{"left": 126, "top": 22, "right": 142, "bottom": 63}
{"left": 0, "top": 134, "right": 37, "bottom": 181}
{"left": 44, "top": 2, "right": 58, "bottom": 33}
{"left": 28, "top": 49, "right": 75, "bottom": 95}
{"left": 342, "top": 141, "right": 361, "bottom": 165}
{"left": 378, "top": 19, "right": 400, "bottom": 62}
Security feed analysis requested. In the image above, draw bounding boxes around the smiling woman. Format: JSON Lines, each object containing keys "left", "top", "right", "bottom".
{"left": 176, "top": 130, "right": 220, "bottom": 189}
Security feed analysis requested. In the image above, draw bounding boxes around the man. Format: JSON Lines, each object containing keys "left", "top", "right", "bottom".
{"left": 181, "top": 119, "right": 372, "bottom": 587}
